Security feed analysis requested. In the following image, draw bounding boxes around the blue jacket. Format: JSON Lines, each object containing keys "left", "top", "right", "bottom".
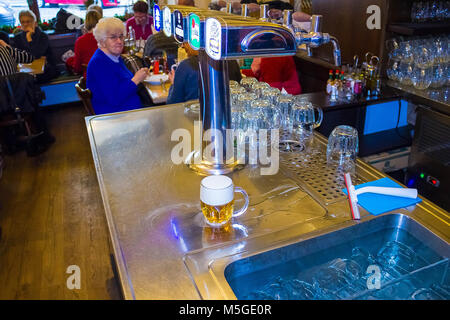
{"left": 166, "top": 56, "right": 242, "bottom": 105}
{"left": 87, "top": 49, "right": 142, "bottom": 115}
{"left": 167, "top": 56, "right": 199, "bottom": 105}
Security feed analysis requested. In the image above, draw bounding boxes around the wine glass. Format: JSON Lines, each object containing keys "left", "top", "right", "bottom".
{"left": 414, "top": 46, "right": 434, "bottom": 69}
{"left": 430, "top": 64, "right": 446, "bottom": 88}
{"left": 386, "top": 57, "right": 401, "bottom": 81}
{"left": 399, "top": 41, "right": 414, "bottom": 63}
{"left": 412, "top": 66, "right": 432, "bottom": 90}
{"left": 398, "top": 61, "right": 414, "bottom": 86}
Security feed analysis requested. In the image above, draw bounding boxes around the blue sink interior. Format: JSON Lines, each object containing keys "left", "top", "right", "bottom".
{"left": 225, "top": 214, "right": 450, "bottom": 300}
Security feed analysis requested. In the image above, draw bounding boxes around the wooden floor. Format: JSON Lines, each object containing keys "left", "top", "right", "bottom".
{"left": 0, "top": 103, "right": 121, "bottom": 299}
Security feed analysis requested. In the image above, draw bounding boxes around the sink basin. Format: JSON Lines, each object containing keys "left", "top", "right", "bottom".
{"left": 224, "top": 214, "right": 449, "bottom": 300}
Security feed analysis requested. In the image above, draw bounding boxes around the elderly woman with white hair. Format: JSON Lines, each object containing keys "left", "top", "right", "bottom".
{"left": 13, "top": 9, "right": 59, "bottom": 83}
{"left": 87, "top": 17, "right": 149, "bottom": 115}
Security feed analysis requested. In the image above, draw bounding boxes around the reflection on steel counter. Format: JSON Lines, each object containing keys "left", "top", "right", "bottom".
{"left": 85, "top": 102, "right": 449, "bottom": 299}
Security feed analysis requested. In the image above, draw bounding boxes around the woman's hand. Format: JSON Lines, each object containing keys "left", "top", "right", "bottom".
{"left": 251, "top": 58, "right": 262, "bottom": 78}
{"left": 0, "top": 40, "right": 9, "bottom": 47}
{"left": 293, "top": 12, "right": 312, "bottom": 23}
{"left": 25, "top": 23, "right": 36, "bottom": 42}
{"left": 131, "top": 67, "right": 149, "bottom": 85}
{"left": 168, "top": 68, "right": 175, "bottom": 83}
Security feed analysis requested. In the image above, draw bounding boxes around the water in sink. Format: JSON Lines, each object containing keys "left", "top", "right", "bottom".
{"left": 225, "top": 215, "right": 449, "bottom": 300}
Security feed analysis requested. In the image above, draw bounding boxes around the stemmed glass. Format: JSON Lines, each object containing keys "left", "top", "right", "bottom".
{"left": 386, "top": 57, "right": 401, "bottom": 81}
{"left": 398, "top": 61, "right": 414, "bottom": 86}
{"left": 430, "top": 64, "right": 447, "bottom": 88}
{"left": 412, "top": 66, "right": 432, "bottom": 90}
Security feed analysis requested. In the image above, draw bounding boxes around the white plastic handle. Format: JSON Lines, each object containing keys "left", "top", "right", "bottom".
{"left": 355, "top": 186, "right": 418, "bottom": 199}
{"left": 344, "top": 173, "right": 360, "bottom": 220}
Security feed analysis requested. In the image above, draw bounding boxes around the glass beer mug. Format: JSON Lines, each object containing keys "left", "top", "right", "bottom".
{"left": 200, "top": 175, "right": 249, "bottom": 227}
{"left": 290, "top": 100, "right": 323, "bottom": 140}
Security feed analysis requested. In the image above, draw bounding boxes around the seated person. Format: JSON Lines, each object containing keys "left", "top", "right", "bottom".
{"left": 240, "top": 0, "right": 311, "bottom": 27}
{"left": 125, "top": 1, "right": 153, "bottom": 41}
{"left": 240, "top": 0, "right": 260, "bottom": 18}
{"left": 178, "top": 0, "right": 195, "bottom": 6}
{"left": 66, "top": 10, "right": 101, "bottom": 79}
{"left": 144, "top": 31, "right": 179, "bottom": 68}
{"left": 13, "top": 10, "right": 59, "bottom": 83}
{"left": 167, "top": 43, "right": 242, "bottom": 105}
{"left": 209, "top": 0, "right": 240, "bottom": 12}
{"left": 87, "top": 17, "right": 149, "bottom": 115}
{"left": 0, "top": 31, "right": 9, "bottom": 45}
{"left": 0, "top": 40, "right": 54, "bottom": 156}
{"left": 0, "top": 39, "right": 33, "bottom": 76}
{"left": 78, "top": 4, "right": 103, "bottom": 36}
{"left": 251, "top": 56, "right": 302, "bottom": 95}
{"left": 266, "top": 0, "right": 294, "bottom": 21}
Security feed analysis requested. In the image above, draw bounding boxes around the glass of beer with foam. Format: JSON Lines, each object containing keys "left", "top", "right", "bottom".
{"left": 200, "top": 175, "right": 249, "bottom": 227}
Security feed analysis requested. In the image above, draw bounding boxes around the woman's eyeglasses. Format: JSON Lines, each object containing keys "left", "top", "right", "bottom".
{"left": 107, "top": 34, "right": 125, "bottom": 41}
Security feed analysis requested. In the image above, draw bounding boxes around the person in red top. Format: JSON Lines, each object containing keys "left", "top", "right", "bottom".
{"left": 125, "top": 1, "right": 153, "bottom": 41}
{"left": 66, "top": 10, "right": 101, "bottom": 78}
{"left": 251, "top": 56, "right": 302, "bottom": 95}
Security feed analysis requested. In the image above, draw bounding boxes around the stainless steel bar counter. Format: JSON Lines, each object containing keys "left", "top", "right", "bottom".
{"left": 86, "top": 102, "right": 449, "bottom": 300}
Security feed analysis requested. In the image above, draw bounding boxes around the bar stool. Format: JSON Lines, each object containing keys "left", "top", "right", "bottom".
{"left": 75, "top": 76, "right": 95, "bottom": 115}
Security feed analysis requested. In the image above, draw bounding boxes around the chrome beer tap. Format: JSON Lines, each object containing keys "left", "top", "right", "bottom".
{"left": 295, "top": 15, "right": 342, "bottom": 66}
{"left": 152, "top": 5, "right": 339, "bottom": 174}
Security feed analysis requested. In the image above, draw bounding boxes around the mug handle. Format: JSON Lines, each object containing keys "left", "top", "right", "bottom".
{"left": 232, "top": 187, "right": 249, "bottom": 218}
{"left": 314, "top": 106, "right": 323, "bottom": 129}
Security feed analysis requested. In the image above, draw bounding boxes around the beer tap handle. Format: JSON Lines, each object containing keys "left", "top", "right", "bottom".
{"left": 311, "top": 15, "right": 323, "bottom": 33}
{"left": 260, "top": 4, "right": 269, "bottom": 22}
{"left": 283, "top": 9, "right": 294, "bottom": 32}
{"left": 226, "top": 2, "right": 232, "bottom": 14}
{"left": 241, "top": 3, "right": 248, "bottom": 17}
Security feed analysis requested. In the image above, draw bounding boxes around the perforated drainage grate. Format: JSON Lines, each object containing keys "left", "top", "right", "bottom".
{"left": 279, "top": 135, "right": 367, "bottom": 206}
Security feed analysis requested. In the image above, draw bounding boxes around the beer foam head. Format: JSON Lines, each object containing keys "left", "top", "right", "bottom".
{"left": 200, "top": 175, "right": 234, "bottom": 206}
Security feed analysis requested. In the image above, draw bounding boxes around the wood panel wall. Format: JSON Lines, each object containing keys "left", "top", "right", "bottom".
{"left": 311, "top": 0, "right": 389, "bottom": 65}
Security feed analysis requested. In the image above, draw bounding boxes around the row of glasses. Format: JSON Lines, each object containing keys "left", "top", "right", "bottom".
{"left": 232, "top": 78, "right": 328, "bottom": 160}
{"left": 231, "top": 78, "right": 281, "bottom": 152}
{"left": 233, "top": 79, "right": 361, "bottom": 174}
{"left": 386, "top": 35, "right": 450, "bottom": 90}
{"left": 387, "top": 36, "right": 449, "bottom": 65}
{"left": 411, "top": 1, "right": 450, "bottom": 22}
{"left": 233, "top": 79, "right": 360, "bottom": 179}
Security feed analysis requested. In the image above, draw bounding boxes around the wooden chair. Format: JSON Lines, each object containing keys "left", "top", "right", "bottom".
{"left": 0, "top": 75, "right": 44, "bottom": 155}
{"left": 75, "top": 76, "right": 95, "bottom": 115}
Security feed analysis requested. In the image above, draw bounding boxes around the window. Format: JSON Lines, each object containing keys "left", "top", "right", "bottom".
{"left": 1, "top": 0, "right": 138, "bottom": 27}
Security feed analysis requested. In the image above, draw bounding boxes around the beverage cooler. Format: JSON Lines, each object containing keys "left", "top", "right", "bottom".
{"left": 407, "top": 105, "right": 450, "bottom": 211}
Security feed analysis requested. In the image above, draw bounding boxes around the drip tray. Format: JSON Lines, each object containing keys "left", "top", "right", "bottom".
{"left": 279, "top": 137, "right": 368, "bottom": 206}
